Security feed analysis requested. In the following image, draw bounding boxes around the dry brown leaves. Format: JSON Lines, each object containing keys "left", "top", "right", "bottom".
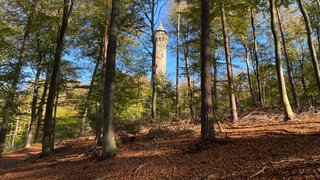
{"left": 0, "top": 108, "right": 319, "bottom": 179}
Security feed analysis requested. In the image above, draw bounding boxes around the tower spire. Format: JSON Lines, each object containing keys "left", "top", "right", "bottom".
{"left": 157, "top": 21, "right": 165, "bottom": 31}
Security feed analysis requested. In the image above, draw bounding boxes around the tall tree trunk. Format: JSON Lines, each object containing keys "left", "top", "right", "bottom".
{"left": 96, "top": 0, "right": 111, "bottom": 144}
{"left": 316, "top": 27, "right": 320, "bottom": 57}
{"left": 200, "top": 0, "right": 214, "bottom": 143}
{"left": 102, "top": 0, "right": 120, "bottom": 158}
{"left": 151, "top": 0, "right": 157, "bottom": 122}
{"left": 25, "top": 39, "right": 44, "bottom": 148}
{"left": 11, "top": 112, "right": 21, "bottom": 148}
{"left": 35, "top": 60, "right": 52, "bottom": 140}
{"left": 212, "top": 52, "right": 218, "bottom": 112}
{"left": 250, "top": 8, "right": 264, "bottom": 108}
{"left": 81, "top": 42, "right": 103, "bottom": 136}
{"left": 52, "top": 87, "right": 59, "bottom": 143}
{"left": 0, "top": 3, "right": 34, "bottom": 155}
{"left": 243, "top": 40, "right": 257, "bottom": 106}
{"left": 221, "top": 3, "right": 238, "bottom": 125}
{"left": 182, "top": 35, "right": 195, "bottom": 120}
{"left": 276, "top": 7, "right": 300, "bottom": 108}
{"left": 269, "top": 0, "right": 295, "bottom": 121}
{"left": 42, "top": 0, "right": 73, "bottom": 155}
{"left": 175, "top": 3, "right": 181, "bottom": 117}
{"left": 297, "top": 0, "right": 320, "bottom": 91}
{"left": 298, "top": 45, "right": 308, "bottom": 97}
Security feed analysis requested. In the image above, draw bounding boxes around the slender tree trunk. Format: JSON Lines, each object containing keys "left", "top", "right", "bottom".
{"left": 200, "top": 0, "right": 214, "bottom": 143}
{"left": 221, "top": 3, "right": 238, "bottom": 125}
{"left": 269, "top": 0, "right": 295, "bottom": 121}
{"left": 102, "top": 0, "right": 120, "bottom": 158}
{"left": 182, "top": 35, "right": 195, "bottom": 120}
{"left": 96, "top": 1, "right": 111, "bottom": 145}
{"left": 80, "top": 41, "right": 103, "bottom": 136}
{"left": 298, "top": 50, "right": 308, "bottom": 96}
{"left": 25, "top": 41, "right": 44, "bottom": 148}
{"left": 250, "top": 8, "right": 264, "bottom": 108}
{"left": 0, "top": 7, "right": 33, "bottom": 155}
{"left": 243, "top": 41, "right": 257, "bottom": 106}
{"left": 11, "top": 114, "right": 21, "bottom": 148}
{"left": 297, "top": 0, "right": 320, "bottom": 91}
{"left": 316, "top": 27, "right": 320, "bottom": 57}
{"left": 52, "top": 87, "right": 59, "bottom": 143}
{"left": 150, "top": 0, "right": 158, "bottom": 122}
{"left": 35, "top": 60, "right": 52, "bottom": 140}
{"left": 136, "top": 76, "right": 141, "bottom": 119}
{"left": 175, "top": 3, "right": 181, "bottom": 117}
{"left": 42, "top": 0, "right": 73, "bottom": 155}
{"left": 212, "top": 52, "right": 218, "bottom": 112}
{"left": 276, "top": 7, "right": 300, "bottom": 108}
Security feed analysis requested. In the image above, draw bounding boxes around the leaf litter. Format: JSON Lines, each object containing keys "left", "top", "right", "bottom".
{"left": 0, "top": 108, "right": 319, "bottom": 179}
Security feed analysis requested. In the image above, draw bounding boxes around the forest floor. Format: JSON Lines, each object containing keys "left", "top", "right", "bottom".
{"left": 1, "top": 108, "right": 320, "bottom": 179}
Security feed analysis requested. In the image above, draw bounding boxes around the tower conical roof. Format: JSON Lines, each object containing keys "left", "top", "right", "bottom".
{"left": 157, "top": 22, "right": 165, "bottom": 31}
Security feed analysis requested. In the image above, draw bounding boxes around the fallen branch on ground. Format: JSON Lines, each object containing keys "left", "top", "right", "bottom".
{"left": 135, "top": 163, "right": 149, "bottom": 174}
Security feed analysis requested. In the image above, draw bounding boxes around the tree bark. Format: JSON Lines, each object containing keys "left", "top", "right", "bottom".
{"left": 269, "top": 0, "right": 295, "bottom": 121}
{"left": 35, "top": 59, "right": 52, "bottom": 140}
{"left": 25, "top": 37, "right": 44, "bottom": 148}
{"left": 42, "top": 0, "right": 73, "bottom": 155}
{"left": 11, "top": 112, "right": 21, "bottom": 148}
{"left": 0, "top": 2, "right": 34, "bottom": 155}
{"left": 243, "top": 40, "right": 257, "bottom": 106}
{"left": 212, "top": 52, "right": 218, "bottom": 112}
{"left": 175, "top": 3, "right": 181, "bottom": 117}
{"left": 182, "top": 32, "right": 195, "bottom": 120}
{"left": 80, "top": 41, "right": 103, "bottom": 136}
{"left": 200, "top": 0, "right": 214, "bottom": 143}
{"left": 250, "top": 8, "right": 264, "bottom": 108}
{"left": 151, "top": 0, "right": 157, "bottom": 122}
{"left": 276, "top": 7, "right": 300, "bottom": 108}
{"left": 102, "top": 0, "right": 120, "bottom": 158}
{"left": 297, "top": 0, "right": 320, "bottom": 92}
{"left": 221, "top": 3, "right": 238, "bottom": 125}
{"left": 96, "top": 0, "right": 111, "bottom": 143}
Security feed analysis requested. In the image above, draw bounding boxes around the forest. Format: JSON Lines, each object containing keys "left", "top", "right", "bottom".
{"left": 0, "top": 0, "right": 320, "bottom": 179}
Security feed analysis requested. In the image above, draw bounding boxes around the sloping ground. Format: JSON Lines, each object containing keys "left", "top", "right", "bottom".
{"left": 0, "top": 109, "right": 319, "bottom": 179}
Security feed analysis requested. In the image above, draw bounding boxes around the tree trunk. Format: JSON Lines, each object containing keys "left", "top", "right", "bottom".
{"left": 35, "top": 60, "right": 52, "bottom": 140}
{"left": 298, "top": 47, "right": 308, "bottom": 97}
{"left": 250, "top": 8, "right": 264, "bottom": 108}
{"left": 25, "top": 40, "right": 44, "bottom": 148}
{"left": 96, "top": 0, "right": 111, "bottom": 143}
{"left": 243, "top": 41, "right": 257, "bottom": 106}
{"left": 297, "top": 0, "right": 320, "bottom": 91}
{"left": 276, "top": 7, "right": 300, "bottom": 108}
{"left": 221, "top": 3, "right": 238, "bottom": 125}
{"left": 151, "top": 0, "right": 157, "bottom": 122}
{"left": 52, "top": 87, "right": 59, "bottom": 143}
{"left": 42, "top": 0, "right": 73, "bottom": 155}
{"left": 316, "top": 27, "right": 320, "bottom": 58}
{"left": 81, "top": 41, "right": 103, "bottom": 136}
{"left": 0, "top": 4, "right": 34, "bottom": 155}
{"left": 200, "top": 0, "right": 214, "bottom": 143}
{"left": 182, "top": 34, "right": 195, "bottom": 120}
{"left": 11, "top": 114, "right": 21, "bottom": 148}
{"left": 102, "top": 0, "right": 120, "bottom": 158}
{"left": 175, "top": 3, "right": 181, "bottom": 117}
{"left": 269, "top": 0, "right": 295, "bottom": 121}
{"left": 212, "top": 52, "right": 218, "bottom": 112}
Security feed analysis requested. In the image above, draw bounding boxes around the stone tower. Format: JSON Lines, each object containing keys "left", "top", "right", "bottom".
{"left": 155, "top": 22, "right": 168, "bottom": 79}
